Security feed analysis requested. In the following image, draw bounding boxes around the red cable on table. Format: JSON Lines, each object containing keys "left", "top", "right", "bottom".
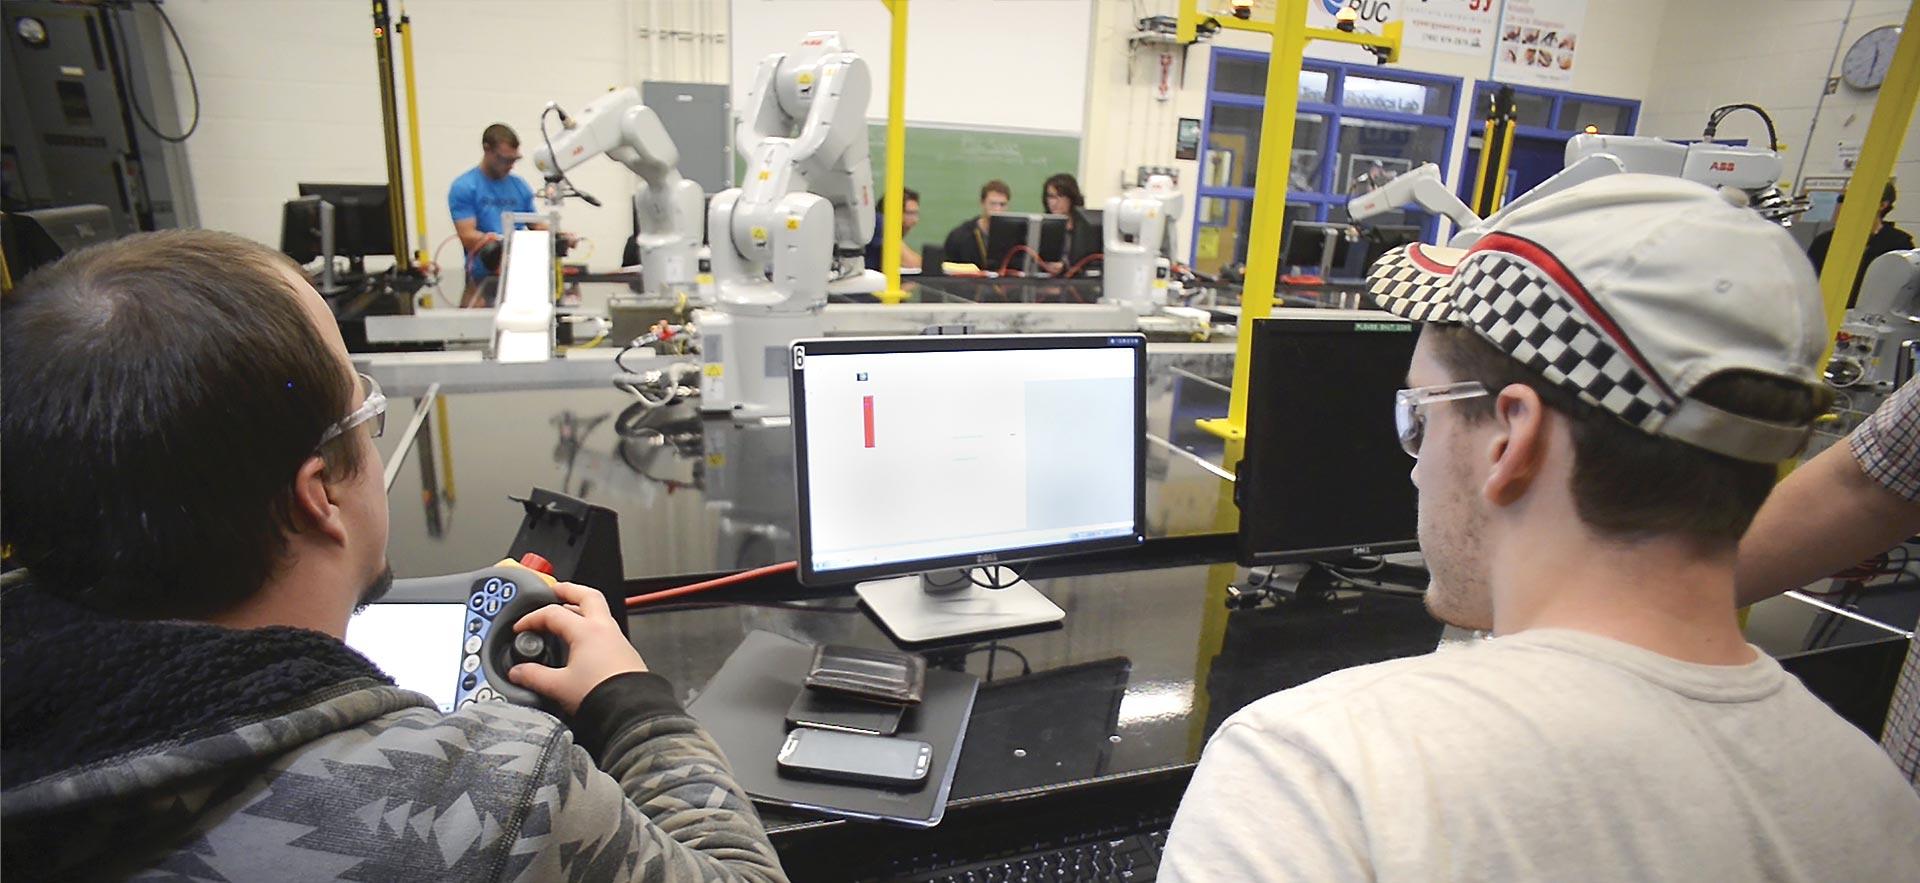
{"left": 625, "top": 561, "right": 799, "bottom": 607}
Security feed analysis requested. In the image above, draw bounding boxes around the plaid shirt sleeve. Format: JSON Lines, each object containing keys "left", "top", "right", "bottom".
{"left": 1849, "top": 379, "right": 1920, "bottom": 503}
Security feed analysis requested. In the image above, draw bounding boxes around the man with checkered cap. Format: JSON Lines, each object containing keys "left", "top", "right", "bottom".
{"left": 1162, "top": 174, "right": 1920, "bottom": 882}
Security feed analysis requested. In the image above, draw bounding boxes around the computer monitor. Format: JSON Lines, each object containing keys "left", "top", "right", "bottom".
{"left": 280, "top": 196, "right": 325, "bottom": 264}
{"left": 985, "top": 212, "right": 1070, "bottom": 275}
{"left": 1357, "top": 224, "right": 1422, "bottom": 274}
{"left": 1036, "top": 216, "right": 1069, "bottom": 264}
{"left": 1236, "top": 313, "right": 1420, "bottom": 565}
{"left": 1281, "top": 220, "right": 1352, "bottom": 277}
{"left": 790, "top": 334, "right": 1148, "bottom": 643}
{"left": 1, "top": 204, "right": 115, "bottom": 279}
{"left": 296, "top": 182, "right": 394, "bottom": 258}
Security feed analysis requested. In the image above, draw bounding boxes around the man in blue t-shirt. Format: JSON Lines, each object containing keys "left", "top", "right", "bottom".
{"left": 449, "top": 123, "right": 536, "bottom": 306}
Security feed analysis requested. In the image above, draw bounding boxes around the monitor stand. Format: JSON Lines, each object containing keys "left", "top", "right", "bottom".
{"left": 855, "top": 567, "right": 1064, "bottom": 644}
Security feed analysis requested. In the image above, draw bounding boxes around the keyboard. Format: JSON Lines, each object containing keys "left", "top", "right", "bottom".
{"left": 899, "top": 822, "right": 1168, "bottom": 883}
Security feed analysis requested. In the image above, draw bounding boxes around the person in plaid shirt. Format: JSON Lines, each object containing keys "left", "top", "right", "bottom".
{"left": 1740, "top": 378, "right": 1920, "bottom": 788}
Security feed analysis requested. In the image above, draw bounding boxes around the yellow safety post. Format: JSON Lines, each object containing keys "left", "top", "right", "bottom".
{"left": 1188, "top": 3, "right": 1402, "bottom": 453}
{"left": 397, "top": 5, "right": 431, "bottom": 275}
{"left": 434, "top": 395, "right": 457, "bottom": 504}
{"left": 877, "top": 0, "right": 910, "bottom": 305}
{"left": 1817, "top": 4, "right": 1920, "bottom": 342}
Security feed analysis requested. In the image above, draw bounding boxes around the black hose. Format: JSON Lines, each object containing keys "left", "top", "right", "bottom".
{"left": 1702, "top": 104, "right": 1778, "bottom": 150}
{"left": 114, "top": 1, "right": 201, "bottom": 143}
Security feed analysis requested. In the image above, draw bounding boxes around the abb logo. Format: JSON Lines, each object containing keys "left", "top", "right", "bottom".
{"left": 1709, "top": 161, "right": 1738, "bottom": 172}
{"left": 570, "top": 146, "right": 586, "bottom": 157}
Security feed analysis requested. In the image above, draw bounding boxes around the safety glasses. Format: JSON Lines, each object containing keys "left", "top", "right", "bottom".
{"left": 1394, "top": 382, "right": 1488, "bottom": 457}
{"left": 316, "top": 372, "right": 387, "bottom": 450}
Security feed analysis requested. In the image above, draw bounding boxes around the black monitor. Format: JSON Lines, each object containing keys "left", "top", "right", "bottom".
{"left": 984, "top": 213, "right": 1032, "bottom": 272}
{"left": 280, "top": 197, "right": 325, "bottom": 264}
{"left": 790, "top": 333, "right": 1147, "bottom": 643}
{"left": 296, "top": 183, "right": 394, "bottom": 258}
{"left": 1036, "top": 216, "right": 1069, "bottom": 263}
{"left": 1281, "top": 220, "right": 1352, "bottom": 276}
{"left": 1236, "top": 314, "right": 1419, "bottom": 565}
{"left": 1, "top": 204, "right": 115, "bottom": 279}
{"left": 1357, "top": 224, "right": 1422, "bottom": 274}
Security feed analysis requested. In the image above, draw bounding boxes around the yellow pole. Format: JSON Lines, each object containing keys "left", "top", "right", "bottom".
{"left": 1817, "top": 3, "right": 1920, "bottom": 341}
{"left": 1193, "top": 4, "right": 1409, "bottom": 450}
{"left": 397, "top": 7, "right": 430, "bottom": 274}
{"left": 878, "top": 0, "right": 909, "bottom": 305}
{"left": 1488, "top": 117, "right": 1517, "bottom": 209}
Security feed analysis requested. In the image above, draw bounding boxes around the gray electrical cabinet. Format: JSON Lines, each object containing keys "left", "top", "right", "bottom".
{"left": 2, "top": 0, "right": 199, "bottom": 235}
{"left": 642, "top": 81, "right": 732, "bottom": 193}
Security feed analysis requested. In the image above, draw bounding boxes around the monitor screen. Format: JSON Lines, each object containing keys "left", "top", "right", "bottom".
{"left": 791, "top": 334, "right": 1147, "bottom": 585}
{"left": 297, "top": 182, "right": 395, "bottom": 258}
{"left": 1237, "top": 314, "right": 1420, "bottom": 565}
{"left": 1282, "top": 220, "right": 1352, "bottom": 275}
{"left": 344, "top": 602, "right": 467, "bottom": 712}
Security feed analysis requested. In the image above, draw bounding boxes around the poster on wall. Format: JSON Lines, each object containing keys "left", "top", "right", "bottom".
{"left": 1404, "top": 0, "right": 1500, "bottom": 56}
{"left": 1491, "top": 0, "right": 1587, "bottom": 86}
{"left": 1175, "top": 118, "right": 1201, "bottom": 161}
{"left": 1303, "top": 0, "right": 1399, "bottom": 65}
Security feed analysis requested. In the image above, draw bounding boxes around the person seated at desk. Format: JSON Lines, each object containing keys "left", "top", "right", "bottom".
{"left": 1039, "top": 173, "right": 1100, "bottom": 275}
{"left": 942, "top": 179, "right": 1011, "bottom": 269}
{"left": 0, "top": 231, "right": 788, "bottom": 883}
{"left": 864, "top": 187, "right": 922, "bottom": 271}
{"left": 1806, "top": 180, "right": 1915, "bottom": 308}
{"left": 1161, "top": 176, "right": 1920, "bottom": 881}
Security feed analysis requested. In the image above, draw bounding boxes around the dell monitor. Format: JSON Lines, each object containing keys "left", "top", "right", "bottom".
{"left": 1281, "top": 220, "right": 1353, "bottom": 278}
{"left": 790, "top": 334, "right": 1147, "bottom": 643}
{"left": 296, "top": 182, "right": 395, "bottom": 259}
{"left": 1236, "top": 313, "right": 1419, "bottom": 565}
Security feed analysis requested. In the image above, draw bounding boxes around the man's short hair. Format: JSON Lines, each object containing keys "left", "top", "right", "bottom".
{"left": 1424, "top": 323, "right": 1831, "bottom": 545}
{"left": 877, "top": 187, "right": 921, "bottom": 216}
{"left": 981, "top": 180, "right": 1011, "bottom": 202}
{"left": 1, "top": 231, "right": 366, "bottom": 619}
{"left": 482, "top": 123, "right": 519, "bottom": 151}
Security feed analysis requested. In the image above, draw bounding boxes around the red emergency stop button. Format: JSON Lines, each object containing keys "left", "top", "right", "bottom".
{"left": 519, "top": 552, "right": 554, "bottom": 575}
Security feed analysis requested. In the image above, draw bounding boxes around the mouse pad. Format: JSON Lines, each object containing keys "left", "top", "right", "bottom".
{"left": 688, "top": 630, "right": 979, "bottom": 827}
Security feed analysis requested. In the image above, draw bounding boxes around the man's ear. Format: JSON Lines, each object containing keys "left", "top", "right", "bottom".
{"left": 289, "top": 455, "right": 350, "bottom": 545}
{"left": 1481, "top": 384, "right": 1548, "bottom": 507}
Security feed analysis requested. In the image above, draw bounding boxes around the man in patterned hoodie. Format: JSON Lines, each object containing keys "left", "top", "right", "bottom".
{"left": 0, "top": 229, "right": 789, "bottom": 882}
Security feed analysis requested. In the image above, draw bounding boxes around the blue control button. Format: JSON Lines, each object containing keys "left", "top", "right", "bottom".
{"left": 484, "top": 597, "right": 501, "bottom": 616}
{"left": 462, "top": 673, "right": 477, "bottom": 690}
{"left": 468, "top": 594, "right": 487, "bottom": 610}
{"left": 483, "top": 578, "right": 503, "bottom": 597}
{"left": 500, "top": 581, "right": 517, "bottom": 601}
{"left": 467, "top": 618, "right": 484, "bottom": 634}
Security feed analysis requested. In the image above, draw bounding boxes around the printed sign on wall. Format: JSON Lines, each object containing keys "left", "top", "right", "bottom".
{"left": 1404, "top": 0, "right": 1500, "bottom": 56}
{"left": 1491, "top": 0, "right": 1587, "bottom": 86}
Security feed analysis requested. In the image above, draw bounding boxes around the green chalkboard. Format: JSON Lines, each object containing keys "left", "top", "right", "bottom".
{"left": 865, "top": 124, "right": 1082, "bottom": 258}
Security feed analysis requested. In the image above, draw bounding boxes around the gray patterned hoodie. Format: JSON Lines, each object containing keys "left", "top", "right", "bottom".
{"left": 0, "top": 578, "right": 791, "bottom": 883}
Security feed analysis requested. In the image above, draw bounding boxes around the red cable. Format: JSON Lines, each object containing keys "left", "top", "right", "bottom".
{"left": 1062, "top": 252, "right": 1104, "bottom": 279}
{"left": 625, "top": 560, "right": 798, "bottom": 607}
{"left": 997, "top": 244, "right": 1046, "bottom": 276}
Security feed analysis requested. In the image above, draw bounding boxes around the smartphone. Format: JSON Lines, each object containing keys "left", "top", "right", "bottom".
{"left": 786, "top": 690, "right": 904, "bottom": 736}
{"left": 776, "top": 727, "right": 932, "bottom": 788}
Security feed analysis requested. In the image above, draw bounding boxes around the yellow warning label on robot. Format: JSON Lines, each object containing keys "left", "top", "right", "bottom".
{"left": 696, "top": 273, "right": 715, "bottom": 285}
{"left": 707, "top": 453, "right": 726, "bottom": 467}
{"left": 750, "top": 226, "right": 767, "bottom": 242}
{"left": 1153, "top": 279, "right": 1169, "bottom": 290}
{"left": 704, "top": 364, "right": 725, "bottom": 377}
{"left": 757, "top": 171, "right": 770, "bottom": 181}
{"left": 786, "top": 217, "right": 800, "bottom": 230}
{"left": 797, "top": 72, "right": 814, "bottom": 86}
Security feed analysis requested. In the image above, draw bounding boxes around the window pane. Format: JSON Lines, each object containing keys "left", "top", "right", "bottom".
{"left": 1560, "top": 99, "right": 1633, "bottom": 134}
{"left": 1213, "top": 55, "right": 1329, "bottom": 104}
{"left": 1336, "top": 119, "right": 1449, "bottom": 195}
{"left": 1203, "top": 106, "right": 1326, "bottom": 193}
{"left": 1471, "top": 85, "right": 1551, "bottom": 127}
{"left": 1191, "top": 198, "right": 1313, "bottom": 278}
{"left": 1344, "top": 75, "right": 1453, "bottom": 117}
{"left": 1214, "top": 55, "right": 1267, "bottom": 95}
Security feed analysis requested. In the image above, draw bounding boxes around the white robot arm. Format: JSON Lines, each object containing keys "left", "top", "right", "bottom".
{"left": 530, "top": 87, "right": 704, "bottom": 299}
{"left": 1347, "top": 164, "right": 1479, "bottom": 231}
{"left": 697, "top": 32, "right": 878, "bottom": 419}
{"left": 1103, "top": 174, "right": 1185, "bottom": 315}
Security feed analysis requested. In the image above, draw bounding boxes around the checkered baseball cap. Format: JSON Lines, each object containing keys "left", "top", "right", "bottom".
{"left": 1368, "top": 173, "right": 1827, "bottom": 463}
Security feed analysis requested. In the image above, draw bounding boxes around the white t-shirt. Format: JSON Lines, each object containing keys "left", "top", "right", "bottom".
{"left": 1163, "top": 629, "right": 1920, "bottom": 881}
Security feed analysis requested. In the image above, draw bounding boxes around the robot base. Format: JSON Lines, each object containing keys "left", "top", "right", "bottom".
{"left": 695, "top": 308, "right": 824, "bottom": 418}
{"left": 855, "top": 568, "right": 1065, "bottom": 644}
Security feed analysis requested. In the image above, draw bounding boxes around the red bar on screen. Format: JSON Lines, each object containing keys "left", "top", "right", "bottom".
{"left": 863, "top": 396, "right": 875, "bottom": 448}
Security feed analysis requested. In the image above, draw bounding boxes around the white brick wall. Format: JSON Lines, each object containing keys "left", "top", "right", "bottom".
{"left": 152, "top": 0, "right": 724, "bottom": 280}
{"left": 1639, "top": 0, "right": 1920, "bottom": 230}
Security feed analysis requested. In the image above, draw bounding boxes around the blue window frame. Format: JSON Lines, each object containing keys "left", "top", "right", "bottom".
{"left": 1192, "top": 51, "right": 1462, "bottom": 274}
{"left": 1464, "top": 81, "right": 1639, "bottom": 141}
